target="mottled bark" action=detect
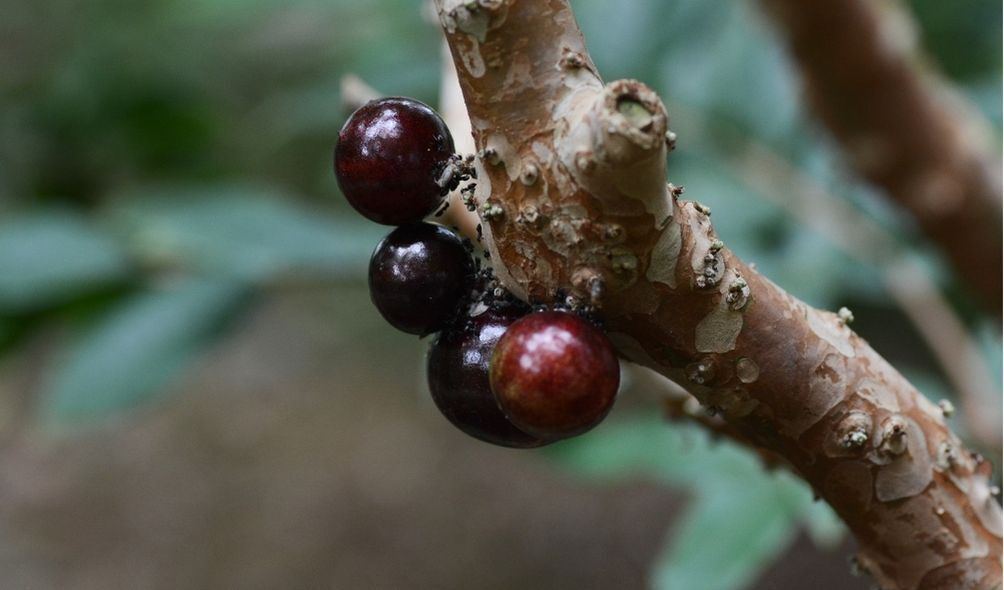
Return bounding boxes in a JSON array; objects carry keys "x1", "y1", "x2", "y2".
[
  {"x1": 433, "y1": 1, "x2": 1003, "y2": 588},
  {"x1": 760, "y1": 0, "x2": 1002, "y2": 311}
]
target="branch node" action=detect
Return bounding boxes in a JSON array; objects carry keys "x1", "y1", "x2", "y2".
[
  {"x1": 479, "y1": 147, "x2": 501, "y2": 166},
  {"x1": 571, "y1": 267, "x2": 607, "y2": 307},
  {"x1": 665, "y1": 130, "x2": 678, "y2": 151},
  {"x1": 826, "y1": 410, "x2": 873, "y2": 457},
  {"x1": 515, "y1": 204, "x2": 541, "y2": 227},
  {"x1": 601, "y1": 223, "x2": 625, "y2": 243},
  {"x1": 611, "y1": 250, "x2": 639, "y2": 274},
  {"x1": 726, "y1": 272, "x2": 751, "y2": 310},
  {"x1": 574, "y1": 151, "x2": 596, "y2": 174},
  {"x1": 879, "y1": 415, "x2": 909, "y2": 455},
  {"x1": 519, "y1": 162, "x2": 540, "y2": 186},
  {"x1": 695, "y1": 248, "x2": 725, "y2": 290},
  {"x1": 936, "y1": 440, "x2": 958, "y2": 470},
  {"x1": 559, "y1": 48, "x2": 586, "y2": 69},
  {"x1": 686, "y1": 356, "x2": 717, "y2": 386},
  {"x1": 594, "y1": 80, "x2": 668, "y2": 164}
]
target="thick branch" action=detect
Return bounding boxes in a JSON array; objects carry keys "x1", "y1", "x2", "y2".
[
  {"x1": 669, "y1": 104, "x2": 1001, "y2": 456},
  {"x1": 438, "y1": 40, "x2": 482, "y2": 240},
  {"x1": 760, "y1": 0, "x2": 1003, "y2": 310},
  {"x1": 434, "y1": 1, "x2": 1003, "y2": 589}
]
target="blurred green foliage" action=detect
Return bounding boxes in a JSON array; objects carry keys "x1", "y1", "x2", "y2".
[
  {"x1": 547, "y1": 415, "x2": 845, "y2": 590},
  {"x1": 0, "y1": 211, "x2": 130, "y2": 310},
  {"x1": 0, "y1": 0, "x2": 999, "y2": 588},
  {"x1": 40, "y1": 277, "x2": 247, "y2": 423}
]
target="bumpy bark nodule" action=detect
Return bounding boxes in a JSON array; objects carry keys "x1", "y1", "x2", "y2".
[{"x1": 434, "y1": 1, "x2": 1003, "y2": 588}]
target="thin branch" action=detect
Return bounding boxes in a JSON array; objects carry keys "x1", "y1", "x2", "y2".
[
  {"x1": 438, "y1": 39, "x2": 481, "y2": 240},
  {"x1": 760, "y1": 0, "x2": 1003, "y2": 311},
  {"x1": 339, "y1": 74, "x2": 380, "y2": 115},
  {"x1": 433, "y1": 1, "x2": 1003, "y2": 588}
]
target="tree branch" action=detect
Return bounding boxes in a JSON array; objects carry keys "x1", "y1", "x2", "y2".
[
  {"x1": 759, "y1": 0, "x2": 1003, "y2": 311},
  {"x1": 666, "y1": 101, "x2": 1001, "y2": 458},
  {"x1": 339, "y1": 74, "x2": 380, "y2": 115},
  {"x1": 433, "y1": 1, "x2": 1002, "y2": 588}
]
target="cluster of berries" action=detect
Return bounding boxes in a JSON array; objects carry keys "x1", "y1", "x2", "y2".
[{"x1": 334, "y1": 97, "x2": 620, "y2": 448}]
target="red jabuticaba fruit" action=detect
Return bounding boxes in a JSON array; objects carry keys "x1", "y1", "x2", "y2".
[
  {"x1": 368, "y1": 222, "x2": 473, "y2": 335},
  {"x1": 489, "y1": 310, "x2": 619, "y2": 437},
  {"x1": 427, "y1": 305, "x2": 546, "y2": 448},
  {"x1": 334, "y1": 97, "x2": 454, "y2": 225}
]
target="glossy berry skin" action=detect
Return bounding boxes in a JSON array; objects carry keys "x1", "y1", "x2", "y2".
[
  {"x1": 490, "y1": 311, "x2": 619, "y2": 438},
  {"x1": 427, "y1": 306, "x2": 546, "y2": 448},
  {"x1": 335, "y1": 97, "x2": 454, "y2": 225},
  {"x1": 368, "y1": 222, "x2": 473, "y2": 335}
]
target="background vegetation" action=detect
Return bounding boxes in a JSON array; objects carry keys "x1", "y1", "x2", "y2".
[{"x1": 0, "y1": 0, "x2": 999, "y2": 588}]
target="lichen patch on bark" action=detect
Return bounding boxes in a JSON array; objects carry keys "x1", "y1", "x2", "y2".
[
  {"x1": 646, "y1": 222, "x2": 681, "y2": 288},
  {"x1": 806, "y1": 306, "x2": 856, "y2": 357},
  {"x1": 694, "y1": 300, "x2": 743, "y2": 354}
]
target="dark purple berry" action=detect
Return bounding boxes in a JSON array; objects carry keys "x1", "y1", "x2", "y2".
[
  {"x1": 427, "y1": 305, "x2": 546, "y2": 449},
  {"x1": 335, "y1": 97, "x2": 455, "y2": 225},
  {"x1": 490, "y1": 311, "x2": 619, "y2": 438},
  {"x1": 368, "y1": 222, "x2": 473, "y2": 335}
]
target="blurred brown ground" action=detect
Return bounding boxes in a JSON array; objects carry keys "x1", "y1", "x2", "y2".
[{"x1": 0, "y1": 285, "x2": 866, "y2": 589}]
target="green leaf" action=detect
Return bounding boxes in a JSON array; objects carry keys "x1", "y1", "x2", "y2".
[
  {"x1": 39, "y1": 278, "x2": 246, "y2": 424},
  {"x1": 546, "y1": 415, "x2": 847, "y2": 590},
  {"x1": 653, "y1": 0, "x2": 800, "y2": 148},
  {"x1": 908, "y1": 0, "x2": 1002, "y2": 82},
  {"x1": 964, "y1": 77, "x2": 1003, "y2": 130},
  {"x1": 575, "y1": 0, "x2": 657, "y2": 76},
  {"x1": 546, "y1": 415, "x2": 768, "y2": 487},
  {"x1": 651, "y1": 482, "x2": 799, "y2": 590},
  {"x1": 0, "y1": 211, "x2": 130, "y2": 311},
  {"x1": 108, "y1": 184, "x2": 384, "y2": 282}
]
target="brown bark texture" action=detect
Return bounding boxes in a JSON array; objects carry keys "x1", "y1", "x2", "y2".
[
  {"x1": 433, "y1": 1, "x2": 1003, "y2": 589},
  {"x1": 761, "y1": 0, "x2": 1003, "y2": 310}
]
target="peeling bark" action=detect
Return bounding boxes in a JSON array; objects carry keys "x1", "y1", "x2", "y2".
[
  {"x1": 433, "y1": 1, "x2": 1002, "y2": 588},
  {"x1": 759, "y1": 0, "x2": 1003, "y2": 311}
]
